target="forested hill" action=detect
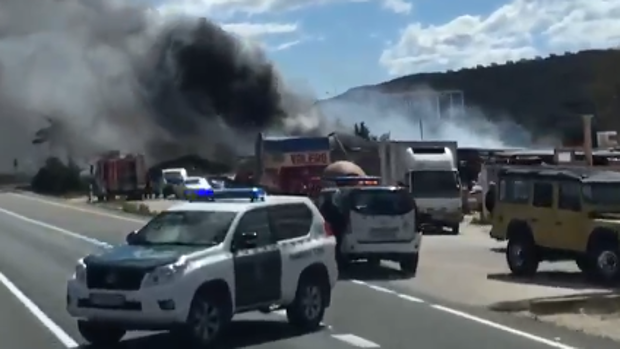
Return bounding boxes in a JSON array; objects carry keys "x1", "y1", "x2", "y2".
[{"x1": 325, "y1": 49, "x2": 620, "y2": 145}]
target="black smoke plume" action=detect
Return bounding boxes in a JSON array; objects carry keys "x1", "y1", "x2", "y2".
[{"x1": 0, "y1": 0, "x2": 322, "y2": 172}]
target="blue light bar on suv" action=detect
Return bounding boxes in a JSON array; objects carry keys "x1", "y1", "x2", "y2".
[{"x1": 189, "y1": 187, "x2": 266, "y2": 202}]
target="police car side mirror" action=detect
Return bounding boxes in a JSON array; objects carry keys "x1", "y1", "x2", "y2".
[
  {"x1": 125, "y1": 230, "x2": 138, "y2": 245},
  {"x1": 237, "y1": 232, "x2": 258, "y2": 249}
]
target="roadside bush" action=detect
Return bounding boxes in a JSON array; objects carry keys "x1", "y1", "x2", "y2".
[
  {"x1": 30, "y1": 157, "x2": 86, "y2": 195},
  {"x1": 121, "y1": 202, "x2": 155, "y2": 216}
]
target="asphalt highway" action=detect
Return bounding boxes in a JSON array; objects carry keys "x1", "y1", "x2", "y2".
[{"x1": 0, "y1": 192, "x2": 618, "y2": 349}]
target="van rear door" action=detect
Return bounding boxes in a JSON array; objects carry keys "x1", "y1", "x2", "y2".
[{"x1": 348, "y1": 189, "x2": 416, "y2": 243}]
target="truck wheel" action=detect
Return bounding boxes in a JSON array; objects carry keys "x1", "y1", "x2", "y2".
[
  {"x1": 588, "y1": 242, "x2": 620, "y2": 284},
  {"x1": 506, "y1": 235, "x2": 539, "y2": 276},
  {"x1": 399, "y1": 253, "x2": 419, "y2": 275},
  {"x1": 451, "y1": 224, "x2": 460, "y2": 235},
  {"x1": 77, "y1": 320, "x2": 126, "y2": 345},
  {"x1": 286, "y1": 274, "x2": 327, "y2": 331}
]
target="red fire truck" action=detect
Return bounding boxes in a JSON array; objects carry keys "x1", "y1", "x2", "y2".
[{"x1": 93, "y1": 152, "x2": 147, "y2": 201}]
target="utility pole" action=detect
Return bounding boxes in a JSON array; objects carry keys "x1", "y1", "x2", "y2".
[
  {"x1": 583, "y1": 114, "x2": 594, "y2": 166},
  {"x1": 419, "y1": 119, "x2": 424, "y2": 140}
]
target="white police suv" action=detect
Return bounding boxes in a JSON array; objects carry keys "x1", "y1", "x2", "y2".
[
  {"x1": 324, "y1": 182, "x2": 422, "y2": 274},
  {"x1": 66, "y1": 188, "x2": 338, "y2": 347}
]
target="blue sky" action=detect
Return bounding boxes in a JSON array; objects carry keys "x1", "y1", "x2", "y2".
[
  {"x1": 268, "y1": 0, "x2": 502, "y2": 94},
  {"x1": 151, "y1": 0, "x2": 619, "y2": 96}
]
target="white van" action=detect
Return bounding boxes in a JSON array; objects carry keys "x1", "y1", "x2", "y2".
[
  {"x1": 326, "y1": 186, "x2": 422, "y2": 275},
  {"x1": 162, "y1": 168, "x2": 188, "y2": 198},
  {"x1": 406, "y1": 148, "x2": 463, "y2": 234}
]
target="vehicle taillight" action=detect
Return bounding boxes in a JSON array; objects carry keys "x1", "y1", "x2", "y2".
[{"x1": 324, "y1": 222, "x2": 334, "y2": 236}]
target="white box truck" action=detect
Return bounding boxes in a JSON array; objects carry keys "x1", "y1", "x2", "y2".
[{"x1": 379, "y1": 141, "x2": 463, "y2": 234}]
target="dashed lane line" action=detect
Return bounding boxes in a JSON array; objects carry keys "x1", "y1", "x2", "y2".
[
  {"x1": 332, "y1": 334, "x2": 381, "y2": 348},
  {"x1": 349, "y1": 279, "x2": 577, "y2": 349}
]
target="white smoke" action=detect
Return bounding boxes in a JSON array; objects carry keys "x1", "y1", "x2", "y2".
[{"x1": 319, "y1": 86, "x2": 537, "y2": 148}]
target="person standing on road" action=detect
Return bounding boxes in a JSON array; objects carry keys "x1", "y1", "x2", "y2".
[
  {"x1": 485, "y1": 181, "x2": 496, "y2": 214},
  {"x1": 87, "y1": 164, "x2": 94, "y2": 203},
  {"x1": 319, "y1": 194, "x2": 346, "y2": 265}
]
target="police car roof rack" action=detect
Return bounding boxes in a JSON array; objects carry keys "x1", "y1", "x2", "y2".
[{"x1": 189, "y1": 187, "x2": 266, "y2": 202}]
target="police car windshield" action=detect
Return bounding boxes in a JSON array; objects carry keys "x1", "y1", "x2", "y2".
[
  {"x1": 184, "y1": 179, "x2": 202, "y2": 185},
  {"x1": 131, "y1": 211, "x2": 236, "y2": 246},
  {"x1": 349, "y1": 189, "x2": 414, "y2": 216}
]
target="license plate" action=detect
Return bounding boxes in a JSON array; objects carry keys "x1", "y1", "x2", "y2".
[
  {"x1": 89, "y1": 293, "x2": 125, "y2": 306},
  {"x1": 370, "y1": 228, "x2": 398, "y2": 237}
]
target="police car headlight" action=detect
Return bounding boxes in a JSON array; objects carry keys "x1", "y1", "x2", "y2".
[
  {"x1": 143, "y1": 263, "x2": 186, "y2": 287},
  {"x1": 74, "y1": 260, "x2": 87, "y2": 284}
]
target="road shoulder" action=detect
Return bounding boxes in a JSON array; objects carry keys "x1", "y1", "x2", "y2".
[{"x1": 0, "y1": 273, "x2": 73, "y2": 348}]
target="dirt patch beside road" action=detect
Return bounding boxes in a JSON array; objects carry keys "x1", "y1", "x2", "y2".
[
  {"x1": 491, "y1": 292, "x2": 620, "y2": 342},
  {"x1": 118, "y1": 200, "x2": 181, "y2": 216},
  {"x1": 380, "y1": 221, "x2": 611, "y2": 306}
]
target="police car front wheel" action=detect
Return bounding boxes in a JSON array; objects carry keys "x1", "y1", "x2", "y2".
[
  {"x1": 77, "y1": 320, "x2": 126, "y2": 345},
  {"x1": 183, "y1": 292, "x2": 229, "y2": 347},
  {"x1": 286, "y1": 276, "x2": 327, "y2": 330}
]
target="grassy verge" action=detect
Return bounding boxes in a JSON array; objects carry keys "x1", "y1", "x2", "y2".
[{"x1": 121, "y1": 202, "x2": 159, "y2": 217}]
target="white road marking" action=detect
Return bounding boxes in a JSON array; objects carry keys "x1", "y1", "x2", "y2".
[
  {"x1": 352, "y1": 279, "x2": 578, "y2": 348},
  {"x1": 0, "y1": 271, "x2": 78, "y2": 348},
  {"x1": 351, "y1": 280, "x2": 395, "y2": 294},
  {"x1": 365, "y1": 284, "x2": 396, "y2": 294},
  {"x1": 332, "y1": 334, "x2": 380, "y2": 348},
  {"x1": 431, "y1": 304, "x2": 578, "y2": 349},
  {"x1": 0, "y1": 206, "x2": 111, "y2": 248},
  {"x1": 8, "y1": 193, "x2": 145, "y2": 223},
  {"x1": 351, "y1": 280, "x2": 423, "y2": 302},
  {"x1": 396, "y1": 294, "x2": 424, "y2": 303}
]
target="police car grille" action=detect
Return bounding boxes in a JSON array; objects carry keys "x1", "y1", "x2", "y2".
[{"x1": 87, "y1": 266, "x2": 146, "y2": 291}]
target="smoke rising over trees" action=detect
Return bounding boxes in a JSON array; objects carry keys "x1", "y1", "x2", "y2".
[{"x1": 0, "y1": 0, "x2": 323, "y2": 172}]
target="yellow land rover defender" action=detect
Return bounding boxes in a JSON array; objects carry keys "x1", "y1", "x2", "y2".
[{"x1": 489, "y1": 166, "x2": 620, "y2": 284}]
